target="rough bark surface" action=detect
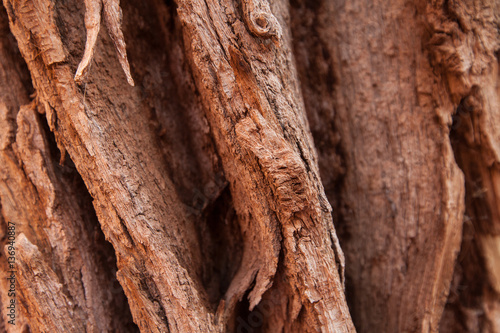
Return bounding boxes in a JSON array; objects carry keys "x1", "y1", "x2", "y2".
[
  {"x1": 290, "y1": 1, "x2": 469, "y2": 332},
  {"x1": 1, "y1": 0, "x2": 353, "y2": 331},
  {"x1": 174, "y1": 1, "x2": 354, "y2": 331},
  {"x1": 0, "y1": 5, "x2": 136, "y2": 332},
  {"x1": 430, "y1": 1, "x2": 500, "y2": 332},
  {"x1": 0, "y1": 0, "x2": 498, "y2": 332},
  {"x1": 2, "y1": 0, "x2": 220, "y2": 331},
  {"x1": 0, "y1": 8, "x2": 32, "y2": 331}
]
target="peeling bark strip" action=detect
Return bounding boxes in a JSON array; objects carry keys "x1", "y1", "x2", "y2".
[
  {"x1": 11, "y1": 102, "x2": 134, "y2": 332},
  {"x1": 75, "y1": 0, "x2": 134, "y2": 86},
  {"x1": 175, "y1": 0, "x2": 355, "y2": 331},
  {"x1": 0, "y1": 6, "x2": 135, "y2": 331}
]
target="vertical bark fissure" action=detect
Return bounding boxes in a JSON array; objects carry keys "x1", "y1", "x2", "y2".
[{"x1": 0, "y1": 5, "x2": 137, "y2": 330}]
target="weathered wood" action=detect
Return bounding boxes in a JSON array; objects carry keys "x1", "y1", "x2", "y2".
[
  {"x1": 174, "y1": 0, "x2": 354, "y2": 331},
  {"x1": 2, "y1": 0, "x2": 221, "y2": 331},
  {"x1": 1, "y1": 0, "x2": 356, "y2": 330},
  {"x1": 0, "y1": 6, "x2": 136, "y2": 331},
  {"x1": 290, "y1": 0, "x2": 468, "y2": 332},
  {"x1": 0, "y1": 9, "x2": 32, "y2": 330},
  {"x1": 2, "y1": 0, "x2": 497, "y2": 331},
  {"x1": 427, "y1": 1, "x2": 500, "y2": 331}
]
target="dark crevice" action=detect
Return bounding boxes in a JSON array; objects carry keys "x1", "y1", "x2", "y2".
[
  {"x1": 124, "y1": 0, "x2": 246, "y2": 321},
  {"x1": 442, "y1": 0, "x2": 469, "y2": 33},
  {"x1": 117, "y1": 213, "x2": 136, "y2": 248},
  {"x1": 140, "y1": 275, "x2": 171, "y2": 332},
  {"x1": 199, "y1": 187, "x2": 243, "y2": 307},
  {"x1": 233, "y1": 279, "x2": 264, "y2": 333},
  {"x1": 295, "y1": 142, "x2": 311, "y2": 172},
  {"x1": 0, "y1": 4, "x2": 34, "y2": 102},
  {"x1": 38, "y1": 111, "x2": 139, "y2": 332},
  {"x1": 442, "y1": 90, "x2": 495, "y2": 332},
  {"x1": 289, "y1": 0, "x2": 355, "y2": 327}
]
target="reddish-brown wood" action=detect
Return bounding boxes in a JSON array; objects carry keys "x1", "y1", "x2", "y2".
[{"x1": 0, "y1": 0, "x2": 498, "y2": 332}]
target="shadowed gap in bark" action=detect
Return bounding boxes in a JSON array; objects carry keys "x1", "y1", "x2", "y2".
[
  {"x1": 443, "y1": 88, "x2": 500, "y2": 332},
  {"x1": 119, "y1": 0, "x2": 245, "y2": 310}
]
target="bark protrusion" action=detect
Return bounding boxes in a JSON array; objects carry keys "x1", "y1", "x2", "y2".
[
  {"x1": 241, "y1": 0, "x2": 282, "y2": 44},
  {"x1": 235, "y1": 114, "x2": 310, "y2": 217}
]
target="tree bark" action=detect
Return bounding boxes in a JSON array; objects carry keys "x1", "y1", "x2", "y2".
[
  {"x1": 429, "y1": 1, "x2": 500, "y2": 332},
  {"x1": 290, "y1": 1, "x2": 467, "y2": 332},
  {"x1": 290, "y1": 0, "x2": 499, "y2": 331},
  {"x1": 0, "y1": 0, "x2": 499, "y2": 332},
  {"x1": 0, "y1": 4, "x2": 135, "y2": 332}
]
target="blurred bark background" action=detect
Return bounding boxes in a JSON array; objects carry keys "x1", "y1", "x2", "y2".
[{"x1": 0, "y1": 0, "x2": 498, "y2": 332}]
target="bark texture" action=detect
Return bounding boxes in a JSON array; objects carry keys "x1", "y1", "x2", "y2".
[
  {"x1": 0, "y1": 0, "x2": 499, "y2": 332},
  {"x1": 1, "y1": 0, "x2": 353, "y2": 331},
  {"x1": 289, "y1": 0, "x2": 499, "y2": 332},
  {"x1": 430, "y1": 1, "x2": 500, "y2": 332},
  {"x1": 290, "y1": 1, "x2": 466, "y2": 332},
  {"x1": 0, "y1": 4, "x2": 135, "y2": 332},
  {"x1": 174, "y1": 1, "x2": 354, "y2": 331}
]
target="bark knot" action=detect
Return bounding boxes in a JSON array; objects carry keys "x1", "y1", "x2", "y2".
[{"x1": 242, "y1": 0, "x2": 282, "y2": 43}]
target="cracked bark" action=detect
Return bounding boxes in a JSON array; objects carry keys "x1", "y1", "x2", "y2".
[
  {"x1": 0, "y1": 0, "x2": 498, "y2": 332},
  {"x1": 0, "y1": 5, "x2": 135, "y2": 332}
]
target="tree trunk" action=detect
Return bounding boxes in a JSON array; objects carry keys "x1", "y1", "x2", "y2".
[{"x1": 0, "y1": 0, "x2": 498, "y2": 332}]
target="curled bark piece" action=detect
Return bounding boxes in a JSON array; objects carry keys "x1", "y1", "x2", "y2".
[
  {"x1": 74, "y1": 0, "x2": 102, "y2": 84},
  {"x1": 102, "y1": 0, "x2": 134, "y2": 86},
  {"x1": 75, "y1": 0, "x2": 134, "y2": 86},
  {"x1": 241, "y1": 0, "x2": 282, "y2": 42}
]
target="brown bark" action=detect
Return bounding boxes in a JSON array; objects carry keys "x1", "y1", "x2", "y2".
[
  {"x1": 0, "y1": 0, "x2": 498, "y2": 332},
  {"x1": 1, "y1": 0, "x2": 353, "y2": 331},
  {"x1": 289, "y1": 0, "x2": 499, "y2": 332},
  {"x1": 290, "y1": 1, "x2": 465, "y2": 332},
  {"x1": 174, "y1": 1, "x2": 354, "y2": 331},
  {"x1": 430, "y1": 1, "x2": 500, "y2": 332},
  {"x1": 0, "y1": 5, "x2": 135, "y2": 332},
  {"x1": 2, "y1": 0, "x2": 217, "y2": 331}
]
